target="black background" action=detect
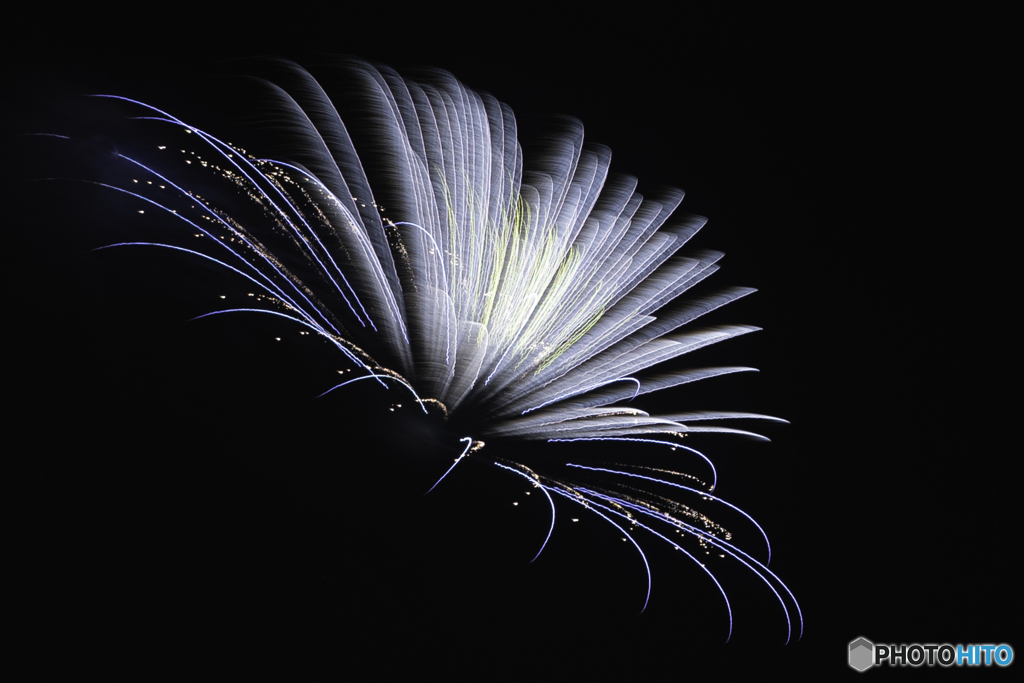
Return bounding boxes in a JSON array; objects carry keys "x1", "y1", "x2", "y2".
[{"x1": 7, "y1": 7, "x2": 1018, "y2": 677}]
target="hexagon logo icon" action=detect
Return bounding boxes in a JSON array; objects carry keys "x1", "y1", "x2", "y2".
[{"x1": 849, "y1": 637, "x2": 874, "y2": 671}]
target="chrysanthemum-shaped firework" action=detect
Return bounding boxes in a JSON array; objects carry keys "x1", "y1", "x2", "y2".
[{"x1": 73, "y1": 59, "x2": 800, "y2": 642}]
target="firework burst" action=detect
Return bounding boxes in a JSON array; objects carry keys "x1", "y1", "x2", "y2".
[{"x1": 46, "y1": 58, "x2": 800, "y2": 642}]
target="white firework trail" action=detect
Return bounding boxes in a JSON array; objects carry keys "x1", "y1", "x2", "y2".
[{"x1": 47, "y1": 58, "x2": 800, "y2": 642}]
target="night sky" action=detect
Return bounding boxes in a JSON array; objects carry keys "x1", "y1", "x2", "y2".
[{"x1": 7, "y1": 8, "x2": 1017, "y2": 677}]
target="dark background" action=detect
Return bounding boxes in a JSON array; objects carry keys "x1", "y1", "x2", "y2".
[{"x1": 7, "y1": 7, "x2": 1017, "y2": 677}]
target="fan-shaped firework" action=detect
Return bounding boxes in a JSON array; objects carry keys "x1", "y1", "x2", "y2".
[{"x1": 53, "y1": 59, "x2": 800, "y2": 642}]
